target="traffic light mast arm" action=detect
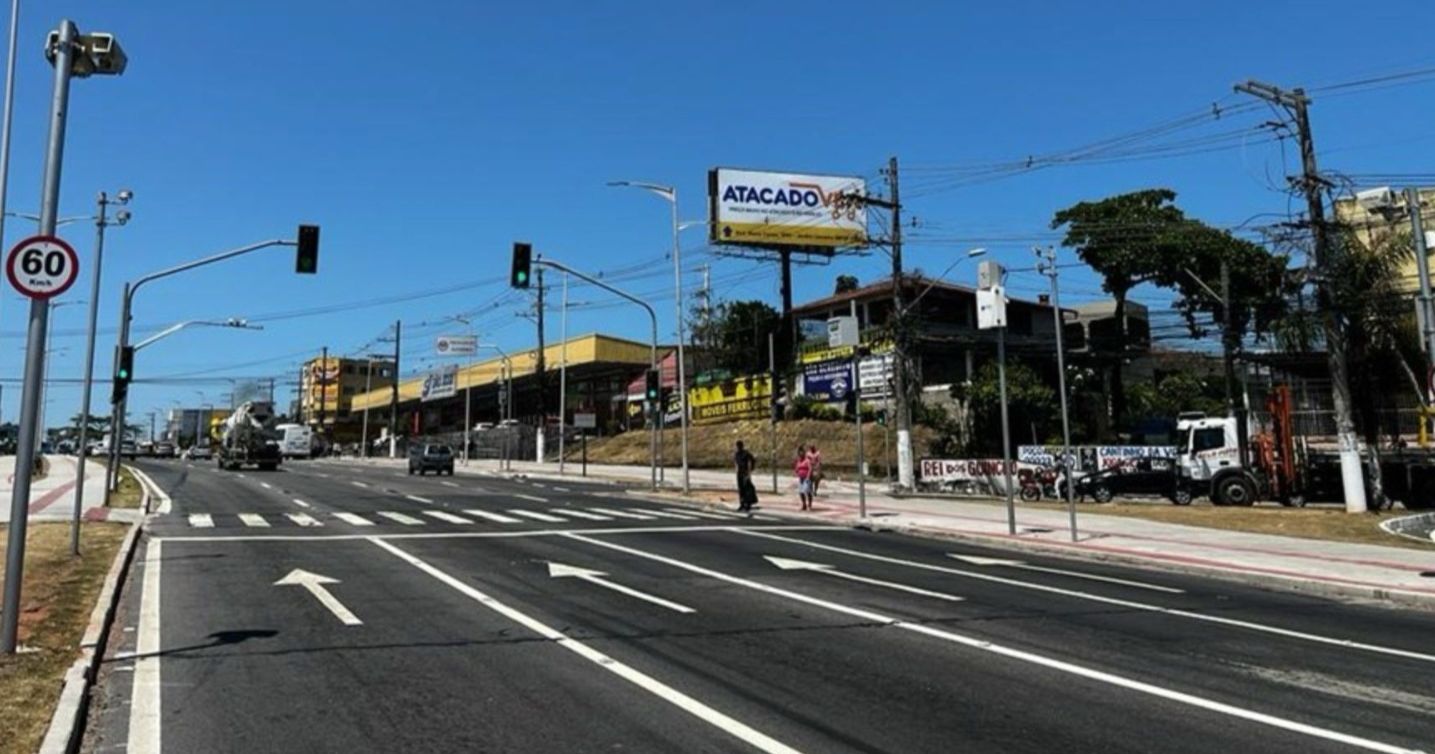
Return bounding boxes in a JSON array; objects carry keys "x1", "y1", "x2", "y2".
[
  {"x1": 125, "y1": 238, "x2": 295, "y2": 308},
  {"x1": 533, "y1": 257, "x2": 658, "y2": 369}
]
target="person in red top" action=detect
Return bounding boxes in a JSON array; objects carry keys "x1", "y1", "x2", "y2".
[{"x1": 794, "y1": 445, "x2": 813, "y2": 510}]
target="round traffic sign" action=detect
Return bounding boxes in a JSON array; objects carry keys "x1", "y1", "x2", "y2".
[{"x1": 6, "y1": 235, "x2": 79, "y2": 300}]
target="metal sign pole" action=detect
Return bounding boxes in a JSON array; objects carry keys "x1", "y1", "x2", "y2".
[{"x1": 3, "y1": 19, "x2": 76, "y2": 654}]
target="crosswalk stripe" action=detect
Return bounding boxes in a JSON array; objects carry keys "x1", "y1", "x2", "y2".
[
  {"x1": 548, "y1": 508, "x2": 612, "y2": 521},
  {"x1": 464, "y1": 509, "x2": 522, "y2": 524},
  {"x1": 292, "y1": 498, "x2": 311, "y2": 508},
  {"x1": 587, "y1": 507, "x2": 657, "y2": 520},
  {"x1": 378, "y1": 511, "x2": 424, "y2": 525},
  {"x1": 423, "y1": 510, "x2": 473, "y2": 524},
  {"x1": 666, "y1": 508, "x2": 742, "y2": 520},
  {"x1": 635, "y1": 509, "x2": 700, "y2": 520},
  {"x1": 507, "y1": 509, "x2": 565, "y2": 522},
  {"x1": 188, "y1": 514, "x2": 213, "y2": 528},
  {"x1": 406, "y1": 495, "x2": 434, "y2": 504},
  {"x1": 514, "y1": 493, "x2": 549, "y2": 503},
  {"x1": 334, "y1": 513, "x2": 375, "y2": 527},
  {"x1": 238, "y1": 513, "x2": 270, "y2": 528},
  {"x1": 286, "y1": 513, "x2": 323, "y2": 527}
]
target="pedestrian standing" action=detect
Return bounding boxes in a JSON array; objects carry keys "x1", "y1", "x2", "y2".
[
  {"x1": 734, "y1": 440, "x2": 758, "y2": 513},
  {"x1": 794, "y1": 445, "x2": 813, "y2": 511},
  {"x1": 807, "y1": 445, "x2": 824, "y2": 497}
]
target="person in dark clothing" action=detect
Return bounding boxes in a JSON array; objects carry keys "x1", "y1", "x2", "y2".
[{"x1": 734, "y1": 441, "x2": 758, "y2": 513}]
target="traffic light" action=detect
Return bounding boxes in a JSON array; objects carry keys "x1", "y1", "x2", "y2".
[
  {"x1": 111, "y1": 345, "x2": 134, "y2": 404},
  {"x1": 511, "y1": 242, "x2": 532, "y2": 288},
  {"x1": 296, "y1": 224, "x2": 320, "y2": 274},
  {"x1": 645, "y1": 369, "x2": 660, "y2": 402}
]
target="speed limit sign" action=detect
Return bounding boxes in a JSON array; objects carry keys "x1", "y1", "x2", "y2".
[{"x1": 6, "y1": 235, "x2": 79, "y2": 300}]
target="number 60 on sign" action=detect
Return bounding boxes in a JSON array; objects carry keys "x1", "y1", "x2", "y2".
[{"x1": 6, "y1": 235, "x2": 79, "y2": 300}]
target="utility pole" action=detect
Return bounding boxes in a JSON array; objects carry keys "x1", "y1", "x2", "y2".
[
  {"x1": 1237, "y1": 79, "x2": 1366, "y2": 513},
  {"x1": 389, "y1": 320, "x2": 400, "y2": 458},
  {"x1": 1405, "y1": 188, "x2": 1435, "y2": 365},
  {"x1": 318, "y1": 346, "x2": 328, "y2": 441},
  {"x1": 1036, "y1": 247, "x2": 1078, "y2": 542},
  {"x1": 535, "y1": 265, "x2": 546, "y2": 463},
  {"x1": 769, "y1": 331, "x2": 778, "y2": 494},
  {"x1": 559, "y1": 272, "x2": 568, "y2": 474},
  {"x1": 886, "y1": 156, "x2": 915, "y2": 491}
]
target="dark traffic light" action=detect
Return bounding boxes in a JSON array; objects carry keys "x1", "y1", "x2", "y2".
[
  {"x1": 111, "y1": 345, "x2": 134, "y2": 404},
  {"x1": 645, "y1": 369, "x2": 660, "y2": 402},
  {"x1": 296, "y1": 224, "x2": 320, "y2": 274},
  {"x1": 511, "y1": 242, "x2": 532, "y2": 288}
]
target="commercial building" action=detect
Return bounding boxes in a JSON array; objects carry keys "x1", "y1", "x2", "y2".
[
  {"x1": 300, "y1": 356, "x2": 396, "y2": 441},
  {"x1": 1333, "y1": 187, "x2": 1435, "y2": 295}
]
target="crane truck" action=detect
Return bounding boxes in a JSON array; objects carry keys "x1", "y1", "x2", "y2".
[{"x1": 216, "y1": 401, "x2": 283, "y2": 471}]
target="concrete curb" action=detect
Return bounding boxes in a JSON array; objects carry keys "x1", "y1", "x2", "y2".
[
  {"x1": 37, "y1": 520, "x2": 143, "y2": 754},
  {"x1": 645, "y1": 491, "x2": 1435, "y2": 613}
]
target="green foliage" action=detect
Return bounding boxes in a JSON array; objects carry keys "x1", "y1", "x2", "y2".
[
  {"x1": 688, "y1": 299, "x2": 781, "y2": 376},
  {"x1": 1124, "y1": 371, "x2": 1225, "y2": 423},
  {"x1": 834, "y1": 274, "x2": 860, "y2": 294},
  {"x1": 789, "y1": 394, "x2": 843, "y2": 421},
  {"x1": 949, "y1": 360, "x2": 1057, "y2": 455}
]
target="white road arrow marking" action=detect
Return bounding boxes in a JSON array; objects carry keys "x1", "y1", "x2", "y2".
[
  {"x1": 947, "y1": 555, "x2": 1185, "y2": 594},
  {"x1": 765, "y1": 556, "x2": 965, "y2": 602},
  {"x1": 273, "y1": 569, "x2": 362, "y2": 626},
  {"x1": 547, "y1": 562, "x2": 695, "y2": 613}
]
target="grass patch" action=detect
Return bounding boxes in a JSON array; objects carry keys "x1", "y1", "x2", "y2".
[
  {"x1": 0, "y1": 522, "x2": 128, "y2": 754},
  {"x1": 108, "y1": 466, "x2": 144, "y2": 509}
]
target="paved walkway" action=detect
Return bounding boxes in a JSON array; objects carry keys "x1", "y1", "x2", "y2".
[
  {"x1": 319, "y1": 455, "x2": 1435, "y2": 607},
  {"x1": 0, "y1": 455, "x2": 111, "y2": 524}
]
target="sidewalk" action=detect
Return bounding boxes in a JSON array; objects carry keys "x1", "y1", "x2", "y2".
[
  {"x1": 319, "y1": 456, "x2": 1435, "y2": 608},
  {"x1": 0, "y1": 456, "x2": 111, "y2": 524}
]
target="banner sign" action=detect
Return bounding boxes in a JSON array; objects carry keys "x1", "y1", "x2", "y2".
[
  {"x1": 802, "y1": 359, "x2": 854, "y2": 402},
  {"x1": 709, "y1": 168, "x2": 867, "y2": 248},
  {"x1": 857, "y1": 353, "x2": 894, "y2": 396},
  {"x1": 421, "y1": 364, "x2": 459, "y2": 402},
  {"x1": 1018, "y1": 445, "x2": 1176, "y2": 472},
  {"x1": 436, "y1": 335, "x2": 477, "y2": 356},
  {"x1": 917, "y1": 458, "x2": 1031, "y2": 496},
  {"x1": 690, "y1": 374, "x2": 772, "y2": 425}
]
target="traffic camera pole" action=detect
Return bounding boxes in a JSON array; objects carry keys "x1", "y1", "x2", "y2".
[
  {"x1": 1037, "y1": 246, "x2": 1078, "y2": 542},
  {"x1": 71, "y1": 191, "x2": 113, "y2": 554},
  {"x1": 3, "y1": 19, "x2": 77, "y2": 654}
]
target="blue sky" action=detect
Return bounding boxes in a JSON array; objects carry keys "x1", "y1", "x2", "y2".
[{"x1": 2, "y1": 0, "x2": 1434, "y2": 427}]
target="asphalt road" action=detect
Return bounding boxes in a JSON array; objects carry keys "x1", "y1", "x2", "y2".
[{"x1": 81, "y1": 458, "x2": 1435, "y2": 753}]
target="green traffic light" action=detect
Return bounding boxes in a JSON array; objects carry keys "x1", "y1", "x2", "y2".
[{"x1": 516, "y1": 271, "x2": 528, "y2": 284}]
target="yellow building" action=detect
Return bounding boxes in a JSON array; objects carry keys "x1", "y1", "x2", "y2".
[
  {"x1": 1332, "y1": 187, "x2": 1435, "y2": 294},
  {"x1": 301, "y1": 356, "x2": 396, "y2": 436}
]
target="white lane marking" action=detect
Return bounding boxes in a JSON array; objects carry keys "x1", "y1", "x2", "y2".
[
  {"x1": 588, "y1": 507, "x2": 657, "y2": 520},
  {"x1": 765, "y1": 556, "x2": 964, "y2": 602},
  {"x1": 948, "y1": 555, "x2": 1185, "y2": 594},
  {"x1": 334, "y1": 512, "x2": 375, "y2": 527},
  {"x1": 441, "y1": 481, "x2": 460, "y2": 488},
  {"x1": 378, "y1": 511, "x2": 424, "y2": 526},
  {"x1": 464, "y1": 509, "x2": 523, "y2": 524},
  {"x1": 507, "y1": 509, "x2": 566, "y2": 522},
  {"x1": 154, "y1": 524, "x2": 833, "y2": 544},
  {"x1": 188, "y1": 514, "x2": 213, "y2": 528},
  {"x1": 738, "y1": 530, "x2": 1435, "y2": 667},
  {"x1": 314, "y1": 472, "x2": 330, "y2": 478},
  {"x1": 286, "y1": 513, "x2": 323, "y2": 527},
  {"x1": 405, "y1": 494, "x2": 434, "y2": 504},
  {"x1": 569, "y1": 533, "x2": 1420, "y2": 754},
  {"x1": 274, "y1": 569, "x2": 362, "y2": 626},
  {"x1": 128, "y1": 540, "x2": 162, "y2": 754},
  {"x1": 291, "y1": 498, "x2": 311, "y2": 508},
  {"x1": 547, "y1": 562, "x2": 695, "y2": 613},
  {"x1": 351, "y1": 481, "x2": 369, "y2": 489},
  {"x1": 553, "y1": 487, "x2": 571, "y2": 493},
  {"x1": 236, "y1": 473, "x2": 247, "y2": 478},
  {"x1": 670, "y1": 509, "x2": 745, "y2": 520},
  {"x1": 238, "y1": 514, "x2": 270, "y2": 528},
  {"x1": 259, "y1": 482, "x2": 273, "y2": 490},
  {"x1": 548, "y1": 509, "x2": 613, "y2": 521},
  {"x1": 515, "y1": 493, "x2": 549, "y2": 503},
  {"x1": 370, "y1": 538, "x2": 796, "y2": 754},
  {"x1": 423, "y1": 510, "x2": 473, "y2": 524},
  {"x1": 634, "y1": 509, "x2": 699, "y2": 520},
  {"x1": 530, "y1": 482, "x2": 547, "y2": 489},
  {"x1": 129, "y1": 466, "x2": 171, "y2": 515}
]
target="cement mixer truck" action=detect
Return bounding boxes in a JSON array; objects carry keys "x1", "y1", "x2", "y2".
[{"x1": 216, "y1": 401, "x2": 283, "y2": 471}]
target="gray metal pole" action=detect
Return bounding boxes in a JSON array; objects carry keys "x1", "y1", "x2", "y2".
[
  {"x1": 769, "y1": 331, "x2": 778, "y2": 495},
  {"x1": 360, "y1": 357, "x2": 373, "y2": 458},
  {"x1": 104, "y1": 284, "x2": 131, "y2": 499},
  {"x1": 998, "y1": 324, "x2": 1015, "y2": 536},
  {"x1": 1047, "y1": 257, "x2": 1078, "y2": 542},
  {"x1": 0, "y1": 0, "x2": 20, "y2": 294},
  {"x1": 3, "y1": 18, "x2": 75, "y2": 654},
  {"x1": 851, "y1": 300, "x2": 866, "y2": 518},
  {"x1": 672, "y1": 193, "x2": 690, "y2": 494},
  {"x1": 71, "y1": 191, "x2": 108, "y2": 555},
  {"x1": 559, "y1": 272, "x2": 568, "y2": 474},
  {"x1": 1406, "y1": 188, "x2": 1435, "y2": 366}
]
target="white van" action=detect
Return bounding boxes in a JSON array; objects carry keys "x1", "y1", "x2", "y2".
[{"x1": 275, "y1": 423, "x2": 314, "y2": 459}]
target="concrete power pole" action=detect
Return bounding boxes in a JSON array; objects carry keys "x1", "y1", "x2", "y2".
[
  {"x1": 535, "y1": 265, "x2": 546, "y2": 463},
  {"x1": 389, "y1": 320, "x2": 400, "y2": 458},
  {"x1": 1237, "y1": 80, "x2": 1366, "y2": 513},
  {"x1": 886, "y1": 156, "x2": 916, "y2": 490}
]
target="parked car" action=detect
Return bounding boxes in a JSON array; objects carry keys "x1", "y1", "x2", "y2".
[
  {"x1": 1072, "y1": 458, "x2": 1186, "y2": 504},
  {"x1": 408, "y1": 443, "x2": 455, "y2": 476}
]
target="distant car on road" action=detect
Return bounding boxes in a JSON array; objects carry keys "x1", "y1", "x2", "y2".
[
  {"x1": 1073, "y1": 458, "x2": 1186, "y2": 504},
  {"x1": 121, "y1": 441, "x2": 138, "y2": 460},
  {"x1": 408, "y1": 443, "x2": 454, "y2": 476},
  {"x1": 183, "y1": 445, "x2": 213, "y2": 461},
  {"x1": 155, "y1": 442, "x2": 176, "y2": 458}
]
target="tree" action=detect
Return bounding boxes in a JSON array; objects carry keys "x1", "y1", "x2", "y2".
[
  {"x1": 834, "y1": 274, "x2": 859, "y2": 294},
  {"x1": 688, "y1": 299, "x2": 781, "y2": 377},
  {"x1": 950, "y1": 360, "x2": 1056, "y2": 456}
]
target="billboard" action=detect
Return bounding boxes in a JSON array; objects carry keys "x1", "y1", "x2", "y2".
[
  {"x1": 689, "y1": 374, "x2": 772, "y2": 425},
  {"x1": 709, "y1": 168, "x2": 866, "y2": 248},
  {"x1": 421, "y1": 365, "x2": 459, "y2": 402},
  {"x1": 802, "y1": 359, "x2": 854, "y2": 402},
  {"x1": 436, "y1": 335, "x2": 477, "y2": 356}
]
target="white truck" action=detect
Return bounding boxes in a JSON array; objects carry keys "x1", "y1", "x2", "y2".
[{"x1": 275, "y1": 423, "x2": 313, "y2": 459}]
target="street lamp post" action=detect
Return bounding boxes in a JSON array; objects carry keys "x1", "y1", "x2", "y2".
[
  {"x1": 71, "y1": 188, "x2": 130, "y2": 554},
  {"x1": 609, "y1": 180, "x2": 690, "y2": 493}
]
